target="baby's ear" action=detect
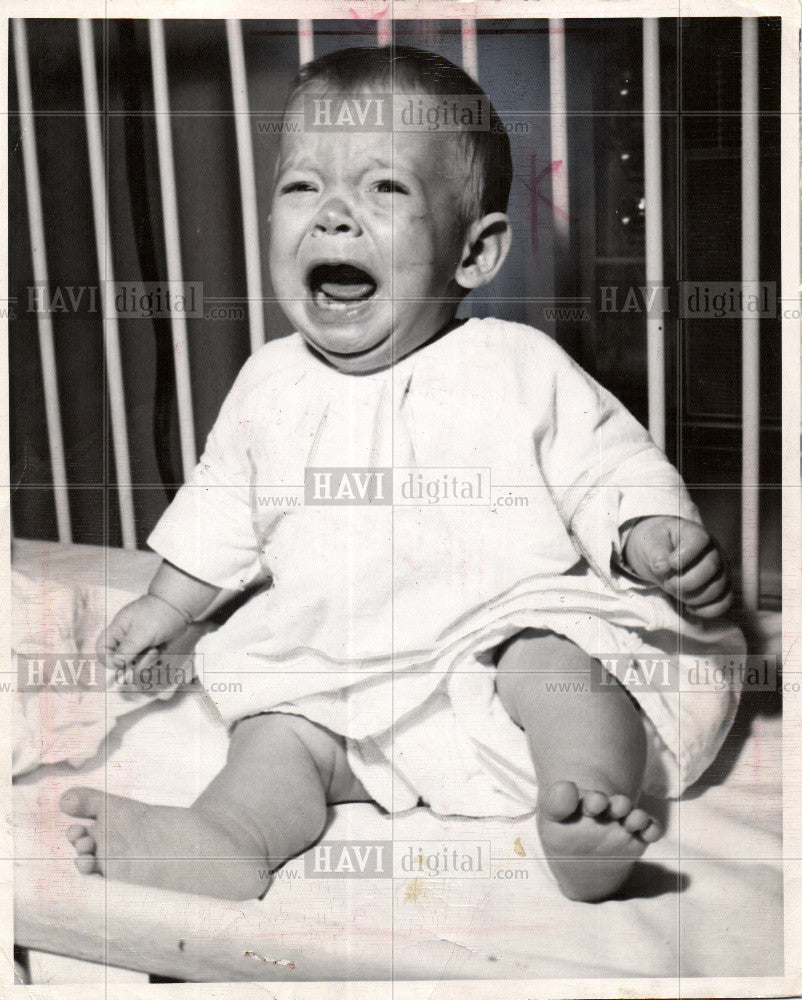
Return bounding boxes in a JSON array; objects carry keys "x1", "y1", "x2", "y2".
[{"x1": 454, "y1": 213, "x2": 512, "y2": 290}]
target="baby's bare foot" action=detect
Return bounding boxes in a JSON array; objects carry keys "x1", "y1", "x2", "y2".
[
  {"x1": 60, "y1": 787, "x2": 273, "y2": 900},
  {"x1": 537, "y1": 780, "x2": 662, "y2": 902}
]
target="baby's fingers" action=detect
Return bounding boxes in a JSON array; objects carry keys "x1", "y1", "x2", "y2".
[
  {"x1": 662, "y1": 548, "x2": 733, "y2": 619},
  {"x1": 667, "y1": 522, "x2": 710, "y2": 572},
  {"x1": 686, "y1": 590, "x2": 733, "y2": 619},
  {"x1": 96, "y1": 620, "x2": 128, "y2": 664},
  {"x1": 680, "y1": 570, "x2": 730, "y2": 609},
  {"x1": 118, "y1": 647, "x2": 161, "y2": 700},
  {"x1": 668, "y1": 547, "x2": 723, "y2": 598},
  {"x1": 96, "y1": 601, "x2": 145, "y2": 663}
]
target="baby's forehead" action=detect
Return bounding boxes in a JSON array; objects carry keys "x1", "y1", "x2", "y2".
[
  {"x1": 280, "y1": 87, "x2": 470, "y2": 162},
  {"x1": 282, "y1": 81, "x2": 387, "y2": 126},
  {"x1": 283, "y1": 82, "x2": 475, "y2": 141}
]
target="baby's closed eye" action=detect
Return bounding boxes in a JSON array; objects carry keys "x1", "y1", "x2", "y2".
[
  {"x1": 280, "y1": 180, "x2": 318, "y2": 194},
  {"x1": 370, "y1": 178, "x2": 410, "y2": 194}
]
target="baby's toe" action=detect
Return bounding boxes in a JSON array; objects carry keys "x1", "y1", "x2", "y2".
[
  {"x1": 623, "y1": 808, "x2": 652, "y2": 835},
  {"x1": 581, "y1": 791, "x2": 609, "y2": 817},
  {"x1": 66, "y1": 824, "x2": 88, "y2": 846},
  {"x1": 73, "y1": 835, "x2": 96, "y2": 856},
  {"x1": 60, "y1": 786, "x2": 103, "y2": 821},
  {"x1": 607, "y1": 794, "x2": 632, "y2": 820},
  {"x1": 641, "y1": 819, "x2": 663, "y2": 843},
  {"x1": 539, "y1": 781, "x2": 581, "y2": 821},
  {"x1": 74, "y1": 855, "x2": 99, "y2": 875}
]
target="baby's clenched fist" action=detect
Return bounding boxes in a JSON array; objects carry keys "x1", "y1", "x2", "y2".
[{"x1": 622, "y1": 516, "x2": 732, "y2": 619}]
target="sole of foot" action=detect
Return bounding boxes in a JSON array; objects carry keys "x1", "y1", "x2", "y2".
[{"x1": 537, "y1": 780, "x2": 662, "y2": 902}]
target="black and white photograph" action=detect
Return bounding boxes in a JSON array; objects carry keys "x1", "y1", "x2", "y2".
[{"x1": 5, "y1": 2, "x2": 800, "y2": 994}]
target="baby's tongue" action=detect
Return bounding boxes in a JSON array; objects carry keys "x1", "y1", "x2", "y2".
[
  {"x1": 320, "y1": 279, "x2": 374, "y2": 301},
  {"x1": 315, "y1": 264, "x2": 375, "y2": 301}
]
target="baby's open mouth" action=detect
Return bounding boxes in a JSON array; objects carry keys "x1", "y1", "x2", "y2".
[{"x1": 308, "y1": 263, "x2": 378, "y2": 307}]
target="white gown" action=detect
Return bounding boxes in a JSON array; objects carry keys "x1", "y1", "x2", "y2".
[{"x1": 148, "y1": 318, "x2": 744, "y2": 817}]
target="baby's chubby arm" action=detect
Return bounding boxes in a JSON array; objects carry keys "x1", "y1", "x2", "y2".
[
  {"x1": 622, "y1": 516, "x2": 732, "y2": 619},
  {"x1": 98, "y1": 560, "x2": 221, "y2": 667}
]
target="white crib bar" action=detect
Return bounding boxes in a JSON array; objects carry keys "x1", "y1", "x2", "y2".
[
  {"x1": 13, "y1": 20, "x2": 72, "y2": 544},
  {"x1": 377, "y1": 19, "x2": 391, "y2": 47},
  {"x1": 149, "y1": 20, "x2": 198, "y2": 482},
  {"x1": 549, "y1": 18, "x2": 569, "y2": 245},
  {"x1": 461, "y1": 19, "x2": 479, "y2": 80},
  {"x1": 741, "y1": 18, "x2": 760, "y2": 610},
  {"x1": 77, "y1": 19, "x2": 137, "y2": 549},
  {"x1": 226, "y1": 20, "x2": 266, "y2": 355},
  {"x1": 298, "y1": 20, "x2": 314, "y2": 67},
  {"x1": 642, "y1": 19, "x2": 666, "y2": 452}
]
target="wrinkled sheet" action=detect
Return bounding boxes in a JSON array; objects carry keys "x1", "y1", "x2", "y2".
[{"x1": 13, "y1": 540, "x2": 783, "y2": 979}]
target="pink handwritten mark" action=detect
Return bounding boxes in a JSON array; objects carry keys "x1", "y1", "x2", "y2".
[
  {"x1": 529, "y1": 153, "x2": 569, "y2": 253},
  {"x1": 349, "y1": 4, "x2": 390, "y2": 19}
]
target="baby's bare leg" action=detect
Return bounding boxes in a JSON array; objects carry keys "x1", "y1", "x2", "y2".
[
  {"x1": 495, "y1": 630, "x2": 662, "y2": 902},
  {"x1": 60, "y1": 713, "x2": 370, "y2": 900}
]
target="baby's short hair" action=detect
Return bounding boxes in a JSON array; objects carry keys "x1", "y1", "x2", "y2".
[{"x1": 286, "y1": 44, "x2": 513, "y2": 227}]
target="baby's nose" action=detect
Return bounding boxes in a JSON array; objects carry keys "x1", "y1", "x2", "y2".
[{"x1": 311, "y1": 196, "x2": 362, "y2": 236}]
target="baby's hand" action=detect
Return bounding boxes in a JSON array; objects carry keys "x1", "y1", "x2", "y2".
[
  {"x1": 97, "y1": 594, "x2": 190, "y2": 669},
  {"x1": 622, "y1": 516, "x2": 732, "y2": 618}
]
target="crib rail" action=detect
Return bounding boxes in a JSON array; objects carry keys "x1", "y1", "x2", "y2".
[
  {"x1": 642, "y1": 19, "x2": 666, "y2": 454},
  {"x1": 12, "y1": 21, "x2": 72, "y2": 544},
  {"x1": 740, "y1": 18, "x2": 761, "y2": 612},
  {"x1": 12, "y1": 15, "x2": 765, "y2": 606},
  {"x1": 226, "y1": 19, "x2": 267, "y2": 354},
  {"x1": 148, "y1": 19, "x2": 197, "y2": 483},
  {"x1": 77, "y1": 19, "x2": 138, "y2": 550}
]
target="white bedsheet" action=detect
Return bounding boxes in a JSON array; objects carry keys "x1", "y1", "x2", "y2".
[{"x1": 12, "y1": 540, "x2": 784, "y2": 981}]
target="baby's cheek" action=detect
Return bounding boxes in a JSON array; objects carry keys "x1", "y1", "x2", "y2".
[{"x1": 390, "y1": 234, "x2": 452, "y2": 272}]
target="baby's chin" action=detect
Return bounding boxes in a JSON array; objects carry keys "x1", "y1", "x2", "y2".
[
  {"x1": 294, "y1": 305, "x2": 459, "y2": 373},
  {"x1": 299, "y1": 329, "x2": 396, "y2": 373}
]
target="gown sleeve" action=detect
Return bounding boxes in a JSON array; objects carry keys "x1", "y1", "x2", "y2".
[
  {"x1": 147, "y1": 350, "x2": 271, "y2": 591},
  {"x1": 531, "y1": 340, "x2": 701, "y2": 586}
]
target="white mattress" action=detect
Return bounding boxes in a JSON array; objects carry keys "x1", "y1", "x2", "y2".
[{"x1": 12, "y1": 539, "x2": 784, "y2": 983}]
